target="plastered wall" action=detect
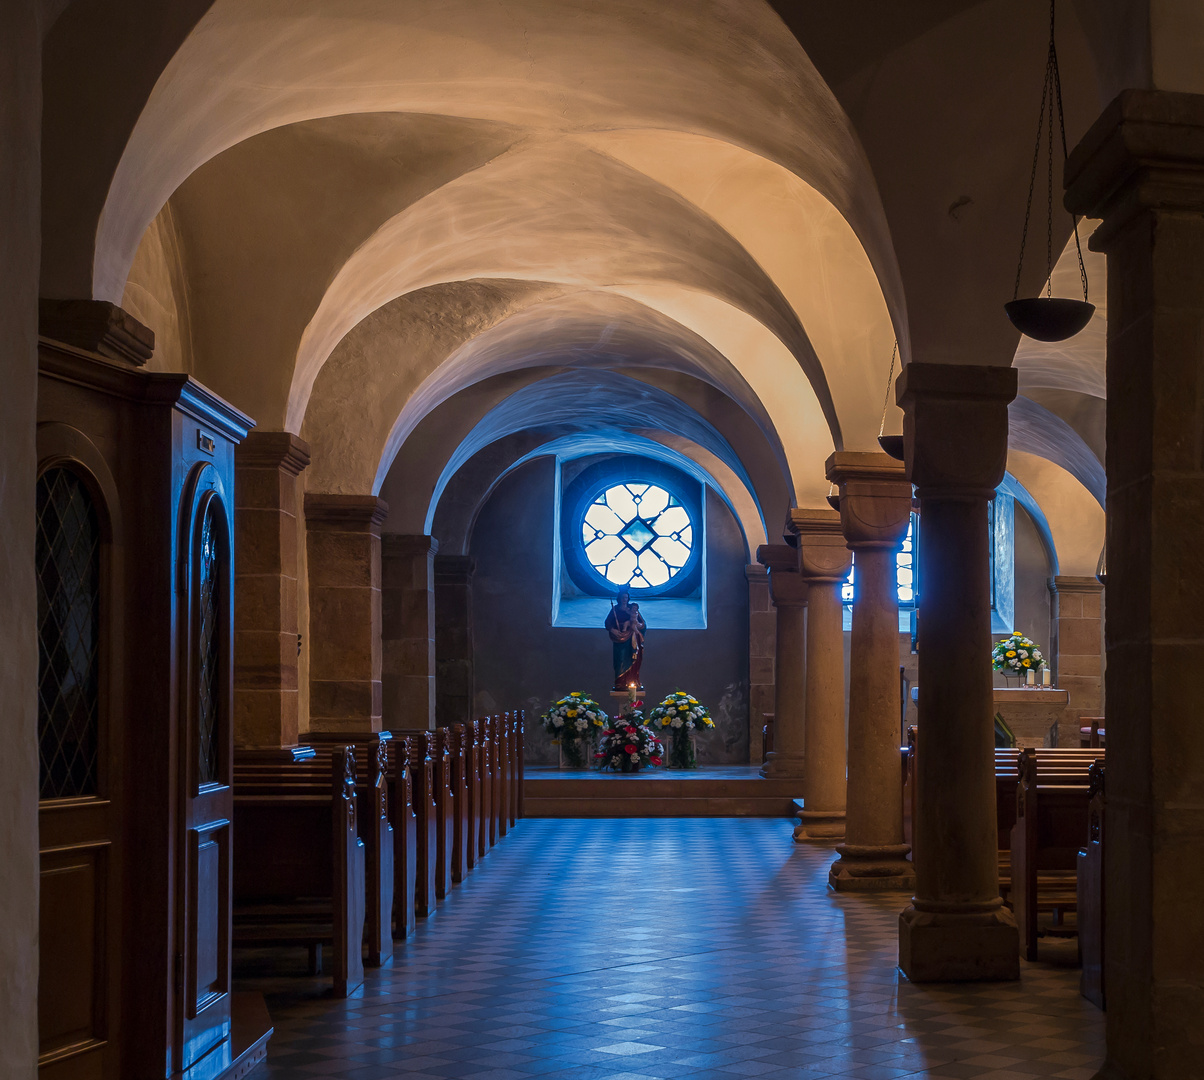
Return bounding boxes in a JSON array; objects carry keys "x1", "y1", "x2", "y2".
[{"x1": 470, "y1": 457, "x2": 750, "y2": 764}]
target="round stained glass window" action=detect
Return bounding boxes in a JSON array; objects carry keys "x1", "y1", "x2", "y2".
[{"x1": 580, "y1": 482, "x2": 694, "y2": 589}]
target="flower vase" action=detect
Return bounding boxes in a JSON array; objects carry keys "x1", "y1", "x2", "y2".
[
  {"x1": 667, "y1": 730, "x2": 697, "y2": 770},
  {"x1": 558, "y1": 736, "x2": 591, "y2": 770}
]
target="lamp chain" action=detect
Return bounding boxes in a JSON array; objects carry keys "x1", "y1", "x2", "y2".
[{"x1": 878, "y1": 340, "x2": 898, "y2": 438}]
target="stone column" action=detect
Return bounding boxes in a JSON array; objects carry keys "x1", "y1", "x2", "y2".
[
  {"x1": 305, "y1": 494, "x2": 388, "y2": 734},
  {"x1": 746, "y1": 563, "x2": 776, "y2": 764},
  {"x1": 1049, "y1": 576, "x2": 1104, "y2": 738},
  {"x1": 896, "y1": 363, "x2": 1019, "y2": 981},
  {"x1": 434, "y1": 555, "x2": 475, "y2": 728},
  {"x1": 788, "y1": 508, "x2": 851, "y2": 841},
  {"x1": 381, "y1": 535, "x2": 438, "y2": 730},
  {"x1": 233, "y1": 432, "x2": 310, "y2": 748},
  {"x1": 826, "y1": 453, "x2": 914, "y2": 890},
  {"x1": 1065, "y1": 89, "x2": 1204, "y2": 1074},
  {"x1": 756, "y1": 544, "x2": 807, "y2": 778}
]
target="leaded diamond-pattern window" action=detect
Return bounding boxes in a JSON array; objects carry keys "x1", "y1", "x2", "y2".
[
  {"x1": 196, "y1": 503, "x2": 221, "y2": 786},
  {"x1": 36, "y1": 468, "x2": 101, "y2": 800}
]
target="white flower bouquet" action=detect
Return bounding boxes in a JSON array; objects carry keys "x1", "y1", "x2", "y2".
[
  {"x1": 647, "y1": 690, "x2": 714, "y2": 768},
  {"x1": 542, "y1": 692, "x2": 607, "y2": 768},
  {"x1": 992, "y1": 631, "x2": 1046, "y2": 682}
]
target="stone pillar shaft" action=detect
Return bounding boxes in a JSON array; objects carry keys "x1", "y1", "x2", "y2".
[
  {"x1": 1049, "y1": 576, "x2": 1103, "y2": 736},
  {"x1": 305, "y1": 494, "x2": 387, "y2": 734},
  {"x1": 826, "y1": 453, "x2": 913, "y2": 890},
  {"x1": 1065, "y1": 87, "x2": 1204, "y2": 1076},
  {"x1": 756, "y1": 544, "x2": 807, "y2": 778},
  {"x1": 233, "y1": 432, "x2": 309, "y2": 748},
  {"x1": 382, "y1": 535, "x2": 438, "y2": 730},
  {"x1": 789, "y1": 508, "x2": 851, "y2": 841},
  {"x1": 896, "y1": 362, "x2": 1019, "y2": 981}
]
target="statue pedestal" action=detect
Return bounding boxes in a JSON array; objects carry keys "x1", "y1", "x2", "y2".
[
  {"x1": 609, "y1": 691, "x2": 645, "y2": 704},
  {"x1": 993, "y1": 688, "x2": 1070, "y2": 747}
]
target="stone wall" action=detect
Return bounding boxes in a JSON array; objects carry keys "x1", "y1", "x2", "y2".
[{"x1": 470, "y1": 457, "x2": 751, "y2": 764}]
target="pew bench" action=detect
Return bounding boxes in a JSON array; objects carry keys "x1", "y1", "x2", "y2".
[
  {"x1": 233, "y1": 746, "x2": 366, "y2": 997},
  {"x1": 1078, "y1": 760, "x2": 1106, "y2": 1008},
  {"x1": 1010, "y1": 747, "x2": 1093, "y2": 960}
]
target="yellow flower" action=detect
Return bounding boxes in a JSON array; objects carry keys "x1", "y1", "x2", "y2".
[
  {"x1": 567, "y1": 709, "x2": 578, "y2": 717},
  {"x1": 678, "y1": 704, "x2": 689, "y2": 712},
  {"x1": 570, "y1": 692, "x2": 582, "y2": 697},
  {"x1": 688, "y1": 697, "x2": 698, "y2": 704},
  {"x1": 1006, "y1": 650, "x2": 1016, "y2": 657},
  {"x1": 1022, "y1": 659, "x2": 1031, "y2": 667}
]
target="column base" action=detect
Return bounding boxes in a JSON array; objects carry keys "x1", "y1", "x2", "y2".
[
  {"x1": 829, "y1": 843, "x2": 914, "y2": 891},
  {"x1": 793, "y1": 808, "x2": 845, "y2": 842},
  {"x1": 898, "y1": 904, "x2": 1020, "y2": 982},
  {"x1": 760, "y1": 751, "x2": 806, "y2": 778}
]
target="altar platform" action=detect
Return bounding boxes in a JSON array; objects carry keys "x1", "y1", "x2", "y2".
[{"x1": 523, "y1": 766, "x2": 801, "y2": 818}]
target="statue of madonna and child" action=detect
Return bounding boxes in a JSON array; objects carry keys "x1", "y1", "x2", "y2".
[{"x1": 605, "y1": 588, "x2": 647, "y2": 691}]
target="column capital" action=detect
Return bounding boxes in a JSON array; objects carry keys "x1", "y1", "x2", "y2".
[
  {"x1": 1050, "y1": 575, "x2": 1105, "y2": 596},
  {"x1": 1065, "y1": 89, "x2": 1204, "y2": 245},
  {"x1": 757, "y1": 544, "x2": 808, "y2": 606},
  {"x1": 787, "y1": 508, "x2": 852, "y2": 583},
  {"x1": 381, "y1": 533, "x2": 439, "y2": 558},
  {"x1": 38, "y1": 298, "x2": 155, "y2": 366},
  {"x1": 895, "y1": 363, "x2": 1016, "y2": 498},
  {"x1": 305, "y1": 493, "x2": 389, "y2": 531},
  {"x1": 236, "y1": 430, "x2": 311, "y2": 476},
  {"x1": 825, "y1": 451, "x2": 911, "y2": 549},
  {"x1": 744, "y1": 563, "x2": 768, "y2": 583}
]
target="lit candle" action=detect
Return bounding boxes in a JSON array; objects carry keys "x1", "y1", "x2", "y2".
[
  {"x1": 1042, "y1": 667, "x2": 1052, "y2": 686},
  {"x1": 1027, "y1": 668, "x2": 1036, "y2": 687}
]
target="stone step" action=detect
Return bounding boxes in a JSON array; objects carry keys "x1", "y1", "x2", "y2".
[{"x1": 523, "y1": 766, "x2": 801, "y2": 817}]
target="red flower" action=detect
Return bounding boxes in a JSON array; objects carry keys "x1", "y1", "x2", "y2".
[
  {"x1": 625, "y1": 725, "x2": 637, "y2": 733},
  {"x1": 650, "y1": 757, "x2": 662, "y2": 765},
  {"x1": 624, "y1": 744, "x2": 637, "y2": 754}
]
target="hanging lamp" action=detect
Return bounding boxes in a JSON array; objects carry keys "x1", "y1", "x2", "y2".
[
  {"x1": 1004, "y1": 0, "x2": 1094, "y2": 342},
  {"x1": 877, "y1": 340, "x2": 905, "y2": 460}
]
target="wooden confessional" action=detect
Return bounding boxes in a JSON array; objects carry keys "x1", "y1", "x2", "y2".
[{"x1": 35, "y1": 308, "x2": 269, "y2": 1080}]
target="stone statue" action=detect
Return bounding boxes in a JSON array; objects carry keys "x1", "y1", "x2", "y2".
[{"x1": 605, "y1": 588, "x2": 646, "y2": 690}]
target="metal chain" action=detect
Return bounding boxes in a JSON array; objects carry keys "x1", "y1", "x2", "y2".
[
  {"x1": 878, "y1": 339, "x2": 897, "y2": 437},
  {"x1": 1012, "y1": 0, "x2": 1089, "y2": 303}
]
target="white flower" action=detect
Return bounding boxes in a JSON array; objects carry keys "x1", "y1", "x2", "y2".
[
  {"x1": 586, "y1": 711, "x2": 595, "y2": 720},
  {"x1": 671, "y1": 718, "x2": 683, "y2": 728},
  {"x1": 553, "y1": 716, "x2": 564, "y2": 727}
]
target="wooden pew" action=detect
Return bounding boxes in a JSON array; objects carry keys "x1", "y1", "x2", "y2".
[
  {"x1": 298, "y1": 734, "x2": 395, "y2": 967},
  {"x1": 762, "y1": 713, "x2": 775, "y2": 764},
  {"x1": 496, "y1": 714, "x2": 512, "y2": 839},
  {"x1": 447, "y1": 725, "x2": 470, "y2": 884},
  {"x1": 1010, "y1": 747, "x2": 1091, "y2": 960},
  {"x1": 508, "y1": 711, "x2": 521, "y2": 828},
  {"x1": 479, "y1": 718, "x2": 495, "y2": 854},
  {"x1": 1080, "y1": 717, "x2": 1106, "y2": 748},
  {"x1": 232, "y1": 746, "x2": 366, "y2": 997},
  {"x1": 386, "y1": 734, "x2": 417, "y2": 939},
  {"x1": 456, "y1": 722, "x2": 480, "y2": 873},
  {"x1": 431, "y1": 728, "x2": 455, "y2": 899},
  {"x1": 1078, "y1": 759, "x2": 1106, "y2": 1008},
  {"x1": 391, "y1": 731, "x2": 437, "y2": 918},
  {"x1": 516, "y1": 711, "x2": 526, "y2": 820}
]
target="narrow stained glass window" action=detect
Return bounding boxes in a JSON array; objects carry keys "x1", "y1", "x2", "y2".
[
  {"x1": 196, "y1": 503, "x2": 221, "y2": 785},
  {"x1": 36, "y1": 468, "x2": 101, "y2": 800},
  {"x1": 580, "y1": 482, "x2": 693, "y2": 590}
]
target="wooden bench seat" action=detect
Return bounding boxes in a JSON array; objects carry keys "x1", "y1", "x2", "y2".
[
  {"x1": 233, "y1": 746, "x2": 366, "y2": 997},
  {"x1": 1077, "y1": 759, "x2": 1106, "y2": 1007},
  {"x1": 1011, "y1": 747, "x2": 1093, "y2": 960}
]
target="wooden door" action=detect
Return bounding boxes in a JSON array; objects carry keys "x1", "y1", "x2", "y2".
[
  {"x1": 175, "y1": 466, "x2": 234, "y2": 1071},
  {"x1": 35, "y1": 459, "x2": 121, "y2": 1080}
]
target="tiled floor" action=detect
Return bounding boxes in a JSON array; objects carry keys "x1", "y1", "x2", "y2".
[{"x1": 239, "y1": 818, "x2": 1104, "y2": 1080}]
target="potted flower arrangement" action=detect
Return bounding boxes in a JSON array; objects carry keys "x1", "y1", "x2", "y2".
[
  {"x1": 596, "y1": 702, "x2": 663, "y2": 772},
  {"x1": 992, "y1": 631, "x2": 1046, "y2": 686},
  {"x1": 648, "y1": 690, "x2": 714, "y2": 769},
  {"x1": 543, "y1": 692, "x2": 607, "y2": 768}
]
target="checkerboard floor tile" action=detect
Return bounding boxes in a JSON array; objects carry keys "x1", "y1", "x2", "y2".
[{"x1": 236, "y1": 818, "x2": 1104, "y2": 1079}]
